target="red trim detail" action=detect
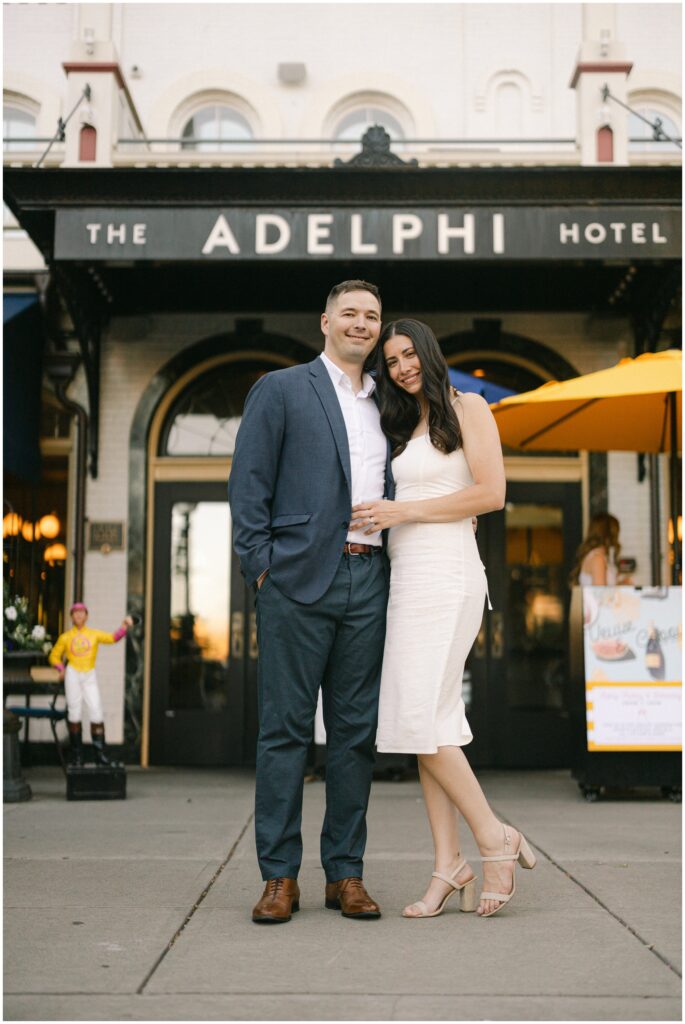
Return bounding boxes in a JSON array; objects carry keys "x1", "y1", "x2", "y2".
[
  {"x1": 62, "y1": 62, "x2": 146, "y2": 136},
  {"x1": 569, "y1": 62, "x2": 633, "y2": 88},
  {"x1": 113, "y1": 626, "x2": 127, "y2": 642}
]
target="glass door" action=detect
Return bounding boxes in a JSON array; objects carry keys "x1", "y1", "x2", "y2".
[
  {"x1": 466, "y1": 481, "x2": 583, "y2": 767},
  {"x1": 149, "y1": 481, "x2": 258, "y2": 765}
]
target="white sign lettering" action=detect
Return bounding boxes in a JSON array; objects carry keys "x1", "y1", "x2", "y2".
[
  {"x1": 202, "y1": 214, "x2": 241, "y2": 255},
  {"x1": 307, "y1": 213, "x2": 334, "y2": 254},
  {"x1": 492, "y1": 213, "x2": 505, "y2": 254},
  {"x1": 437, "y1": 213, "x2": 475, "y2": 254},
  {"x1": 255, "y1": 214, "x2": 290, "y2": 254},
  {"x1": 57, "y1": 206, "x2": 680, "y2": 261},
  {"x1": 350, "y1": 213, "x2": 378, "y2": 255},
  {"x1": 392, "y1": 214, "x2": 423, "y2": 254},
  {"x1": 107, "y1": 224, "x2": 127, "y2": 244},
  {"x1": 585, "y1": 223, "x2": 607, "y2": 244},
  {"x1": 560, "y1": 222, "x2": 580, "y2": 244}
]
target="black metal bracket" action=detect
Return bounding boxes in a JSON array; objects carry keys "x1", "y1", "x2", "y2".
[
  {"x1": 601, "y1": 85, "x2": 682, "y2": 149},
  {"x1": 629, "y1": 263, "x2": 681, "y2": 356},
  {"x1": 334, "y1": 125, "x2": 418, "y2": 167},
  {"x1": 35, "y1": 84, "x2": 92, "y2": 168},
  {"x1": 51, "y1": 264, "x2": 112, "y2": 479}
]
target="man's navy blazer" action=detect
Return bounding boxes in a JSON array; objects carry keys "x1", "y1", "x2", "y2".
[{"x1": 228, "y1": 355, "x2": 395, "y2": 605}]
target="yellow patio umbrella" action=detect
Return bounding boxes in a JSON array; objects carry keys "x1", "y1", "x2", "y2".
[
  {"x1": 491, "y1": 349, "x2": 681, "y2": 454},
  {"x1": 491, "y1": 348, "x2": 682, "y2": 582}
]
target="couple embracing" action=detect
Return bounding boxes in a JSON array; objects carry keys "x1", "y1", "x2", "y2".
[{"x1": 228, "y1": 280, "x2": 536, "y2": 925}]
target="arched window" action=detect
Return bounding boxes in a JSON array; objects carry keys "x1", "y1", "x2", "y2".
[
  {"x1": 628, "y1": 107, "x2": 681, "y2": 153},
  {"x1": 3, "y1": 100, "x2": 38, "y2": 152},
  {"x1": 181, "y1": 105, "x2": 253, "y2": 151},
  {"x1": 333, "y1": 106, "x2": 405, "y2": 142},
  {"x1": 327, "y1": 90, "x2": 413, "y2": 143},
  {"x1": 159, "y1": 361, "x2": 268, "y2": 456}
]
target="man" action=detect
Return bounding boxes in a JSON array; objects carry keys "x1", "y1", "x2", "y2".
[
  {"x1": 228, "y1": 280, "x2": 392, "y2": 924},
  {"x1": 49, "y1": 603, "x2": 133, "y2": 766}
]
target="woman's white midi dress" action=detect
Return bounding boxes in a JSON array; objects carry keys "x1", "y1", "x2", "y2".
[{"x1": 376, "y1": 433, "x2": 490, "y2": 754}]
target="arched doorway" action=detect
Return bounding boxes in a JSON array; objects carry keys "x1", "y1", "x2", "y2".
[
  {"x1": 441, "y1": 328, "x2": 585, "y2": 767},
  {"x1": 127, "y1": 330, "x2": 316, "y2": 766}
]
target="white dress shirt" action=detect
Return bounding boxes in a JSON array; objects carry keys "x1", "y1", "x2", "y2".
[{"x1": 320, "y1": 352, "x2": 387, "y2": 546}]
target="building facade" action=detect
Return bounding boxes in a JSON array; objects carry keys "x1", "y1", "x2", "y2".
[{"x1": 4, "y1": 3, "x2": 681, "y2": 768}]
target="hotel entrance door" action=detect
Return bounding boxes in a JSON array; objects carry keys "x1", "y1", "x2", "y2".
[
  {"x1": 149, "y1": 481, "x2": 258, "y2": 766},
  {"x1": 149, "y1": 477, "x2": 582, "y2": 768},
  {"x1": 466, "y1": 480, "x2": 583, "y2": 768}
]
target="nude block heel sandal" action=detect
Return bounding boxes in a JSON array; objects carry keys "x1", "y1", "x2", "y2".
[
  {"x1": 403, "y1": 858, "x2": 478, "y2": 918},
  {"x1": 479, "y1": 824, "x2": 537, "y2": 918},
  {"x1": 517, "y1": 834, "x2": 537, "y2": 870}
]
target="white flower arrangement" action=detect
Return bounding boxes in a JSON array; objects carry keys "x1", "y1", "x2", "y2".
[{"x1": 3, "y1": 584, "x2": 53, "y2": 653}]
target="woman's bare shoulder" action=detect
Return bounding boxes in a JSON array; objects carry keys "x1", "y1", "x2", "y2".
[
  {"x1": 450, "y1": 389, "x2": 491, "y2": 415},
  {"x1": 583, "y1": 547, "x2": 607, "y2": 566}
]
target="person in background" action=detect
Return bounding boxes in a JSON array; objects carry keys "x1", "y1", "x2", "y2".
[
  {"x1": 49, "y1": 603, "x2": 132, "y2": 766},
  {"x1": 570, "y1": 514, "x2": 625, "y2": 586}
]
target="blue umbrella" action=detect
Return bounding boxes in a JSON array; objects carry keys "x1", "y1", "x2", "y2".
[{"x1": 448, "y1": 368, "x2": 517, "y2": 404}]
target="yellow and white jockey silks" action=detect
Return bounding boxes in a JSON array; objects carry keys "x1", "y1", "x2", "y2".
[{"x1": 49, "y1": 624, "x2": 127, "y2": 674}]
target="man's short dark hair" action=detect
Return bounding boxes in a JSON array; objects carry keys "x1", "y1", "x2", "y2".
[{"x1": 325, "y1": 279, "x2": 382, "y2": 313}]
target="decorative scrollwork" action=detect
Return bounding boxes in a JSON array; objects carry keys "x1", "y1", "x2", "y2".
[{"x1": 334, "y1": 125, "x2": 418, "y2": 167}]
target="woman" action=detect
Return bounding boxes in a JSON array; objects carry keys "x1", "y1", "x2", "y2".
[
  {"x1": 351, "y1": 319, "x2": 536, "y2": 919},
  {"x1": 570, "y1": 514, "x2": 622, "y2": 585}
]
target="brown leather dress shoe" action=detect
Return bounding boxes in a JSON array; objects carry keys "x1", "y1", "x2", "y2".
[
  {"x1": 252, "y1": 877, "x2": 300, "y2": 924},
  {"x1": 325, "y1": 877, "x2": 381, "y2": 919}
]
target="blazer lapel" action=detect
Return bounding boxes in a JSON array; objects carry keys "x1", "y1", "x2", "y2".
[{"x1": 309, "y1": 357, "x2": 352, "y2": 495}]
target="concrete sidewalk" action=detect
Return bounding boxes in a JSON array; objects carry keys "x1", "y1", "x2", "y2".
[{"x1": 4, "y1": 767, "x2": 681, "y2": 1021}]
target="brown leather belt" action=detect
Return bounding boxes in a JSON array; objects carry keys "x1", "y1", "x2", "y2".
[{"x1": 343, "y1": 543, "x2": 382, "y2": 555}]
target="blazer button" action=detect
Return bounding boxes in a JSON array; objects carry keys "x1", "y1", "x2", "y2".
[{"x1": 342, "y1": 521, "x2": 349, "y2": 528}]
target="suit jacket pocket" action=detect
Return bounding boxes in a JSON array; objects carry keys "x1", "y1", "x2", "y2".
[{"x1": 272, "y1": 513, "x2": 312, "y2": 528}]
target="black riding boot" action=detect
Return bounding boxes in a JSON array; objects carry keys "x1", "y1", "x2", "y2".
[
  {"x1": 68, "y1": 722, "x2": 84, "y2": 767},
  {"x1": 90, "y1": 722, "x2": 112, "y2": 766}
]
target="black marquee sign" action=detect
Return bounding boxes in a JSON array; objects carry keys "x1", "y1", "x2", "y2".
[{"x1": 54, "y1": 206, "x2": 681, "y2": 261}]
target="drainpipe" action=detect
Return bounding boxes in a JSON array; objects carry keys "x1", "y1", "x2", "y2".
[
  {"x1": 649, "y1": 455, "x2": 662, "y2": 585},
  {"x1": 45, "y1": 354, "x2": 88, "y2": 604}
]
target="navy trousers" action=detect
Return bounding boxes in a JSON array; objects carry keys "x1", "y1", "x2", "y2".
[{"x1": 254, "y1": 551, "x2": 388, "y2": 882}]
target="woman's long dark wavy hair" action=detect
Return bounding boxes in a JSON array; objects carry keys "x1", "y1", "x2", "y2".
[
  {"x1": 569, "y1": 514, "x2": 622, "y2": 585},
  {"x1": 374, "y1": 319, "x2": 462, "y2": 458}
]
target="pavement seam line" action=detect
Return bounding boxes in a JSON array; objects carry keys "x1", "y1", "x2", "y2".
[
  {"x1": 5, "y1": 991, "x2": 682, "y2": 999},
  {"x1": 136, "y1": 811, "x2": 254, "y2": 995},
  {"x1": 502, "y1": 818, "x2": 682, "y2": 980}
]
